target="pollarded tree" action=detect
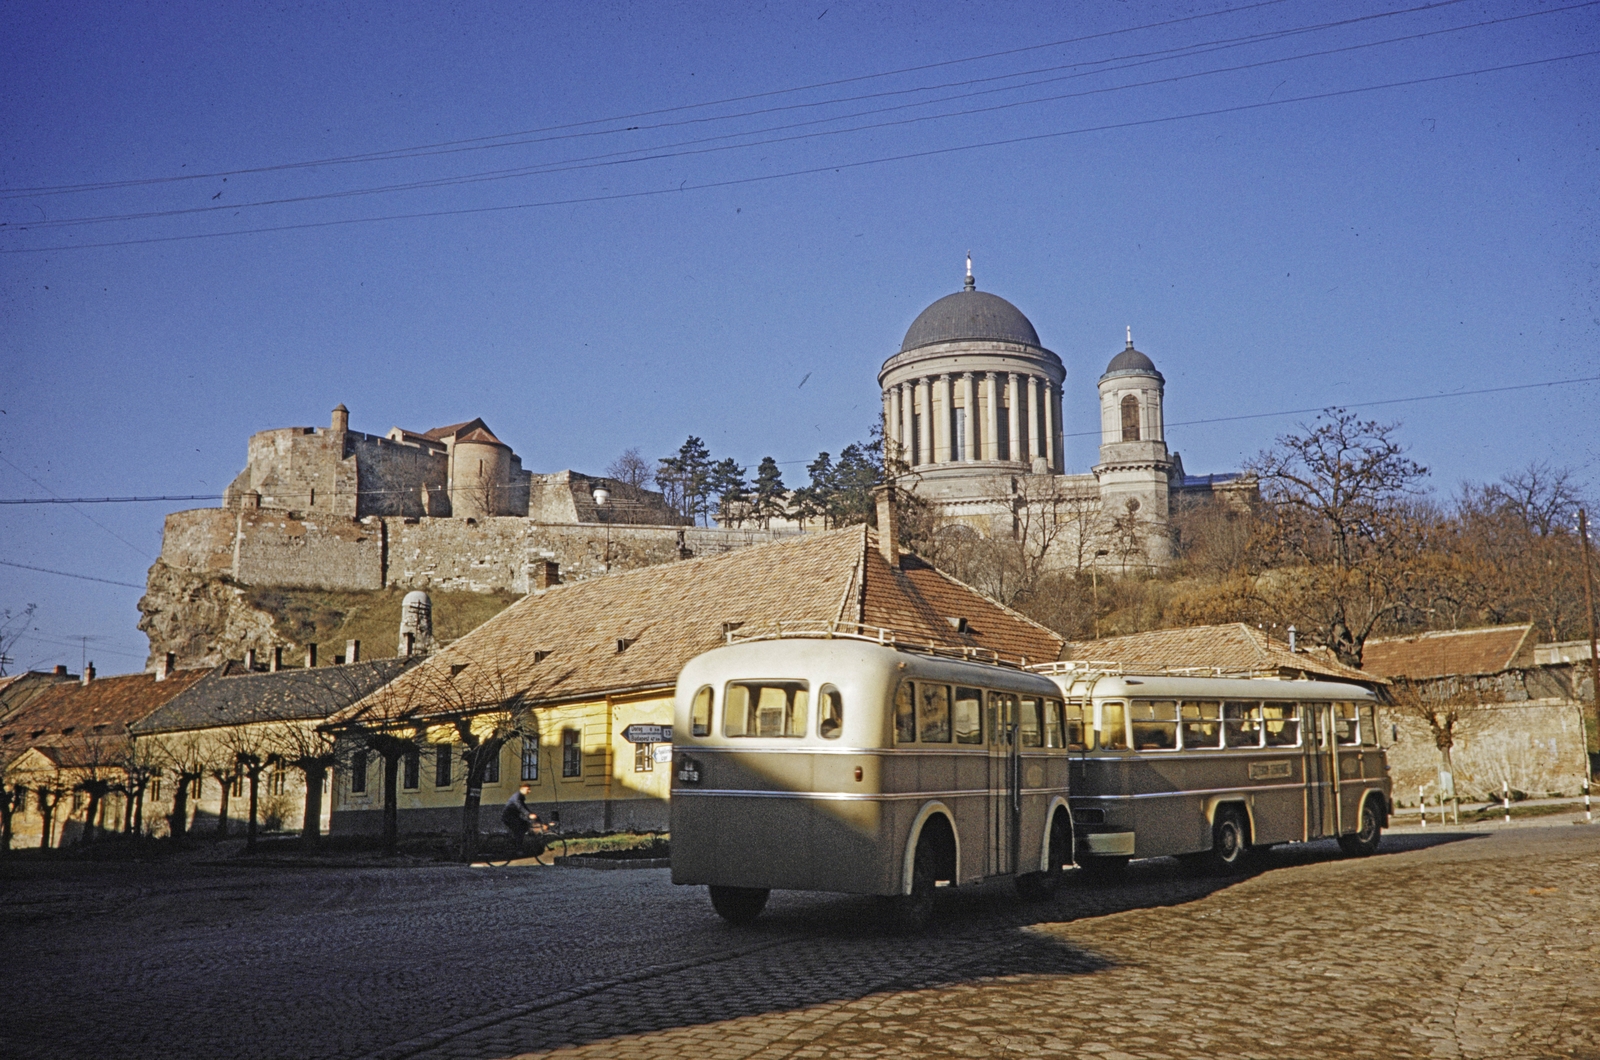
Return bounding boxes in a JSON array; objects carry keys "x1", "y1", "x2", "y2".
[
  {"x1": 0, "y1": 781, "x2": 27, "y2": 853},
  {"x1": 151, "y1": 732, "x2": 214, "y2": 840}
]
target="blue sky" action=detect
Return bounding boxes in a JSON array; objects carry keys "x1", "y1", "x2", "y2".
[{"x1": 2, "y1": 0, "x2": 1597, "y2": 674}]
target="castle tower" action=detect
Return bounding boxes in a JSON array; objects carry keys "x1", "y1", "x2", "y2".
[
  {"x1": 878, "y1": 258, "x2": 1065, "y2": 477},
  {"x1": 1094, "y1": 329, "x2": 1174, "y2": 566},
  {"x1": 448, "y1": 426, "x2": 515, "y2": 518}
]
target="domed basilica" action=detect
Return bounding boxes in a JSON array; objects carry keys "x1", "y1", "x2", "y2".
[{"x1": 879, "y1": 259, "x2": 1244, "y2": 570}]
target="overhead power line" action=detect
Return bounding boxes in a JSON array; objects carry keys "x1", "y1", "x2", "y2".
[
  {"x1": 0, "y1": 494, "x2": 224, "y2": 505},
  {"x1": 7, "y1": 48, "x2": 1595, "y2": 256},
  {"x1": 0, "y1": 560, "x2": 146, "y2": 589}
]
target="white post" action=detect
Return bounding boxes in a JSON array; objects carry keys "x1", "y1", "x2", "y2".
[
  {"x1": 1419, "y1": 787, "x2": 1426, "y2": 828},
  {"x1": 1585, "y1": 776, "x2": 1592, "y2": 824},
  {"x1": 1502, "y1": 779, "x2": 1511, "y2": 824}
]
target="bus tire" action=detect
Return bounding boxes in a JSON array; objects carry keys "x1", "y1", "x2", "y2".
[
  {"x1": 1206, "y1": 806, "x2": 1251, "y2": 875},
  {"x1": 1077, "y1": 855, "x2": 1129, "y2": 881},
  {"x1": 1337, "y1": 797, "x2": 1383, "y2": 857},
  {"x1": 1016, "y1": 811, "x2": 1070, "y2": 901},
  {"x1": 882, "y1": 832, "x2": 938, "y2": 933},
  {"x1": 709, "y1": 885, "x2": 769, "y2": 925}
]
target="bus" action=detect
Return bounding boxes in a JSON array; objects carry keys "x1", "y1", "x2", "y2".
[
  {"x1": 670, "y1": 630, "x2": 1074, "y2": 929},
  {"x1": 1032, "y1": 665, "x2": 1391, "y2": 874}
]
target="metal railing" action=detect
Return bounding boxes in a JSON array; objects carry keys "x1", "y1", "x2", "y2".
[{"x1": 723, "y1": 620, "x2": 1032, "y2": 669}]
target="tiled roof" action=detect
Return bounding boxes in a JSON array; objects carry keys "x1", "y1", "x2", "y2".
[
  {"x1": 131, "y1": 659, "x2": 416, "y2": 735},
  {"x1": 1064, "y1": 623, "x2": 1378, "y2": 685},
  {"x1": 336, "y1": 527, "x2": 1065, "y2": 725},
  {"x1": 419, "y1": 418, "x2": 501, "y2": 444},
  {"x1": 1361, "y1": 624, "x2": 1536, "y2": 680},
  {"x1": 0, "y1": 670, "x2": 209, "y2": 770}
]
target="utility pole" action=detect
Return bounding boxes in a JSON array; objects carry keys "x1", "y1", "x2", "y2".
[{"x1": 1580, "y1": 509, "x2": 1600, "y2": 753}]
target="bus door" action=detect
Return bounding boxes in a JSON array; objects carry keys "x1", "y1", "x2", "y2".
[
  {"x1": 985, "y1": 691, "x2": 1018, "y2": 877},
  {"x1": 1300, "y1": 703, "x2": 1337, "y2": 838}
]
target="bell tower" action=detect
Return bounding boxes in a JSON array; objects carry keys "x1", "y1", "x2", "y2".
[{"x1": 1094, "y1": 329, "x2": 1174, "y2": 566}]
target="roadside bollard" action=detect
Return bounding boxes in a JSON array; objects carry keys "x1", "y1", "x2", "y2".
[
  {"x1": 1502, "y1": 780, "x2": 1511, "y2": 824},
  {"x1": 1419, "y1": 786, "x2": 1426, "y2": 828},
  {"x1": 1586, "y1": 778, "x2": 1592, "y2": 824}
]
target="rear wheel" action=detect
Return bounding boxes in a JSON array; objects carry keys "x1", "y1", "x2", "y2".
[
  {"x1": 1016, "y1": 811, "x2": 1070, "y2": 901},
  {"x1": 1338, "y1": 798, "x2": 1383, "y2": 857},
  {"x1": 1206, "y1": 806, "x2": 1251, "y2": 875},
  {"x1": 709, "y1": 885, "x2": 769, "y2": 925},
  {"x1": 882, "y1": 831, "x2": 938, "y2": 933}
]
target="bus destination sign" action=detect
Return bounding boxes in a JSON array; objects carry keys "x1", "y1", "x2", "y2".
[{"x1": 621, "y1": 724, "x2": 672, "y2": 744}]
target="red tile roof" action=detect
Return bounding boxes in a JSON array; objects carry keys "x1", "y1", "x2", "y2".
[
  {"x1": 1064, "y1": 623, "x2": 1377, "y2": 684},
  {"x1": 1361, "y1": 624, "x2": 1536, "y2": 679},
  {"x1": 0, "y1": 669, "x2": 209, "y2": 770}
]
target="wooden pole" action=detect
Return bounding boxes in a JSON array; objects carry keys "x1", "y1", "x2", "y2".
[{"x1": 1580, "y1": 509, "x2": 1600, "y2": 752}]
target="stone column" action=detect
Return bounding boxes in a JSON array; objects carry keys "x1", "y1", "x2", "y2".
[
  {"x1": 983, "y1": 372, "x2": 1000, "y2": 461},
  {"x1": 917, "y1": 377, "x2": 933, "y2": 465},
  {"x1": 883, "y1": 389, "x2": 895, "y2": 455},
  {"x1": 1028, "y1": 376, "x2": 1042, "y2": 462},
  {"x1": 934, "y1": 375, "x2": 952, "y2": 464},
  {"x1": 898, "y1": 383, "x2": 915, "y2": 467},
  {"x1": 961, "y1": 373, "x2": 977, "y2": 462},
  {"x1": 1043, "y1": 380, "x2": 1057, "y2": 473},
  {"x1": 1007, "y1": 373, "x2": 1022, "y2": 463}
]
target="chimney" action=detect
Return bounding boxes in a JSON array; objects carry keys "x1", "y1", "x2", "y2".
[
  {"x1": 81, "y1": 663, "x2": 95, "y2": 686},
  {"x1": 345, "y1": 639, "x2": 360, "y2": 664},
  {"x1": 1288, "y1": 625, "x2": 1298, "y2": 654},
  {"x1": 873, "y1": 486, "x2": 900, "y2": 567},
  {"x1": 271, "y1": 647, "x2": 282, "y2": 673},
  {"x1": 535, "y1": 560, "x2": 561, "y2": 590},
  {"x1": 305, "y1": 643, "x2": 318, "y2": 669},
  {"x1": 245, "y1": 648, "x2": 257, "y2": 671},
  {"x1": 331, "y1": 403, "x2": 349, "y2": 433},
  {"x1": 404, "y1": 632, "x2": 416, "y2": 657},
  {"x1": 53, "y1": 664, "x2": 67, "y2": 677},
  {"x1": 157, "y1": 652, "x2": 176, "y2": 681}
]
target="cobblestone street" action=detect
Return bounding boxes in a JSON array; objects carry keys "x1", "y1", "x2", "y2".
[{"x1": 2, "y1": 825, "x2": 1596, "y2": 1060}]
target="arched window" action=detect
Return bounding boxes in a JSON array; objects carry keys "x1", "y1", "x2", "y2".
[{"x1": 1120, "y1": 394, "x2": 1141, "y2": 442}]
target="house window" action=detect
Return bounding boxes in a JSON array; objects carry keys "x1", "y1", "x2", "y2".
[
  {"x1": 231, "y1": 775, "x2": 244, "y2": 798},
  {"x1": 481, "y1": 745, "x2": 500, "y2": 784},
  {"x1": 635, "y1": 742, "x2": 654, "y2": 772},
  {"x1": 561, "y1": 729, "x2": 581, "y2": 778},
  {"x1": 521, "y1": 737, "x2": 539, "y2": 782},
  {"x1": 192, "y1": 776, "x2": 205, "y2": 800},
  {"x1": 435, "y1": 744, "x2": 453, "y2": 787},
  {"x1": 268, "y1": 770, "x2": 286, "y2": 796},
  {"x1": 351, "y1": 751, "x2": 368, "y2": 794},
  {"x1": 402, "y1": 748, "x2": 420, "y2": 790},
  {"x1": 1120, "y1": 394, "x2": 1140, "y2": 441},
  {"x1": 150, "y1": 778, "x2": 161, "y2": 802}
]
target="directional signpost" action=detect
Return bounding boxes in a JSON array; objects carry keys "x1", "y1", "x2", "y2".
[{"x1": 621, "y1": 724, "x2": 672, "y2": 744}]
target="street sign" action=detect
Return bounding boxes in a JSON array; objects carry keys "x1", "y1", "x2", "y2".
[{"x1": 621, "y1": 724, "x2": 672, "y2": 744}]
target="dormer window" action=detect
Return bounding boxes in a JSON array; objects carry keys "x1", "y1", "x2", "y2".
[{"x1": 1120, "y1": 394, "x2": 1140, "y2": 442}]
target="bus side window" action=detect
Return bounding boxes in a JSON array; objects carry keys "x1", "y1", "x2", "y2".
[
  {"x1": 1043, "y1": 699, "x2": 1065, "y2": 748},
  {"x1": 918, "y1": 684, "x2": 952, "y2": 743},
  {"x1": 1359, "y1": 703, "x2": 1378, "y2": 747},
  {"x1": 954, "y1": 688, "x2": 983, "y2": 744},
  {"x1": 1130, "y1": 700, "x2": 1178, "y2": 750},
  {"x1": 1063, "y1": 701, "x2": 1087, "y2": 751},
  {"x1": 819, "y1": 685, "x2": 844, "y2": 739},
  {"x1": 691, "y1": 685, "x2": 713, "y2": 737},
  {"x1": 1334, "y1": 702, "x2": 1359, "y2": 746},
  {"x1": 1262, "y1": 703, "x2": 1300, "y2": 747},
  {"x1": 1180, "y1": 701, "x2": 1221, "y2": 749},
  {"x1": 1018, "y1": 697, "x2": 1043, "y2": 748},
  {"x1": 1098, "y1": 701, "x2": 1129, "y2": 751},
  {"x1": 1223, "y1": 701, "x2": 1261, "y2": 748},
  {"x1": 895, "y1": 682, "x2": 916, "y2": 744}
]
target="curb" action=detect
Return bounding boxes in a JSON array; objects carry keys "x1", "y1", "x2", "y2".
[{"x1": 553, "y1": 855, "x2": 670, "y2": 870}]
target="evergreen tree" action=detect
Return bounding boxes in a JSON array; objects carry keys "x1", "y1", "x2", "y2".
[
  {"x1": 709, "y1": 457, "x2": 749, "y2": 527},
  {"x1": 751, "y1": 457, "x2": 787, "y2": 529}
]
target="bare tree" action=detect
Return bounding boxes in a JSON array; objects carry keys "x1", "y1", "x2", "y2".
[
  {"x1": 1389, "y1": 677, "x2": 1501, "y2": 816},
  {"x1": 606, "y1": 448, "x2": 652, "y2": 490},
  {"x1": 0, "y1": 782, "x2": 26, "y2": 852},
  {"x1": 35, "y1": 779, "x2": 66, "y2": 849},
  {"x1": 150, "y1": 732, "x2": 214, "y2": 840},
  {"x1": 113, "y1": 736, "x2": 161, "y2": 837},
  {"x1": 267, "y1": 720, "x2": 338, "y2": 845},
  {"x1": 210, "y1": 759, "x2": 239, "y2": 837},
  {"x1": 0, "y1": 604, "x2": 37, "y2": 677}
]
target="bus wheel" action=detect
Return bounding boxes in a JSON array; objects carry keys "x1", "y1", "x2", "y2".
[
  {"x1": 709, "y1": 886, "x2": 769, "y2": 925},
  {"x1": 1337, "y1": 798, "x2": 1383, "y2": 857},
  {"x1": 1206, "y1": 807, "x2": 1251, "y2": 875},
  {"x1": 882, "y1": 833, "x2": 938, "y2": 933},
  {"x1": 1016, "y1": 812, "x2": 1070, "y2": 901},
  {"x1": 1077, "y1": 855, "x2": 1129, "y2": 881}
]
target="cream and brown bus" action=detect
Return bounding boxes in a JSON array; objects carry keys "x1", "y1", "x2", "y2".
[
  {"x1": 670, "y1": 631, "x2": 1074, "y2": 929},
  {"x1": 1033, "y1": 666, "x2": 1391, "y2": 874}
]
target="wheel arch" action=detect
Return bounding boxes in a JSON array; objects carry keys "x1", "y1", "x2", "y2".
[
  {"x1": 902, "y1": 801, "x2": 960, "y2": 894},
  {"x1": 1357, "y1": 787, "x2": 1389, "y2": 827},
  {"x1": 1033, "y1": 797, "x2": 1072, "y2": 873},
  {"x1": 1203, "y1": 795, "x2": 1256, "y2": 844}
]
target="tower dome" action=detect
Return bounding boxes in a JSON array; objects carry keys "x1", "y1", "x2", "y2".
[
  {"x1": 1102, "y1": 328, "x2": 1161, "y2": 380},
  {"x1": 900, "y1": 290, "x2": 1041, "y2": 353}
]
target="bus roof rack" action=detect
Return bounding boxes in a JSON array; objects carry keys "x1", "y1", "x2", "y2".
[
  {"x1": 1027, "y1": 660, "x2": 1287, "y2": 680},
  {"x1": 724, "y1": 620, "x2": 1031, "y2": 670}
]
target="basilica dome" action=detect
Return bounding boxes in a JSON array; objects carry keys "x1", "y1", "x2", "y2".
[{"x1": 900, "y1": 289, "x2": 1041, "y2": 353}]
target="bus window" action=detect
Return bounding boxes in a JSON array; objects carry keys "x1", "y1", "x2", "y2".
[
  {"x1": 819, "y1": 686, "x2": 844, "y2": 739},
  {"x1": 1180, "y1": 701, "x2": 1221, "y2": 749},
  {"x1": 1043, "y1": 699, "x2": 1065, "y2": 748},
  {"x1": 1334, "y1": 702, "x2": 1360, "y2": 746},
  {"x1": 954, "y1": 689, "x2": 983, "y2": 744},
  {"x1": 725, "y1": 682, "x2": 809, "y2": 738},
  {"x1": 1359, "y1": 704, "x2": 1378, "y2": 746},
  {"x1": 1262, "y1": 703, "x2": 1300, "y2": 747},
  {"x1": 894, "y1": 682, "x2": 916, "y2": 744},
  {"x1": 690, "y1": 686, "x2": 713, "y2": 737},
  {"x1": 918, "y1": 684, "x2": 953, "y2": 743},
  {"x1": 1018, "y1": 697, "x2": 1043, "y2": 747},
  {"x1": 1063, "y1": 701, "x2": 1087, "y2": 751},
  {"x1": 1097, "y1": 701, "x2": 1129, "y2": 751},
  {"x1": 1223, "y1": 702, "x2": 1261, "y2": 748},
  {"x1": 1130, "y1": 701, "x2": 1178, "y2": 750}
]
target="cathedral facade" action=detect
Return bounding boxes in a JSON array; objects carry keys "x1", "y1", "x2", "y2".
[{"x1": 880, "y1": 262, "x2": 1243, "y2": 570}]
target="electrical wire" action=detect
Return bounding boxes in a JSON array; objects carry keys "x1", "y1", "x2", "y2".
[{"x1": 0, "y1": 560, "x2": 146, "y2": 589}]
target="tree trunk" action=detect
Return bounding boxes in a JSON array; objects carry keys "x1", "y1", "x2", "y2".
[
  {"x1": 458, "y1": 740, "x2": 502, "y2": 863},
  {"x1": 215, "y1": 774, "x2": 232, "y2": 836},
  {"x1": 39, "y1": 795, "x2": 56, "y2": 849},
  {"x1": 132, "y1": 784, "x2": 145, "y2": 836},
  {"x1": 246, "y1": 770, "x2": 260, "y2": 853},
  {"x1": 300, "y1": 764, "x2": 325, "y2": 845},
  {"x1": 170, "y1": 777, "x2": 191, "y2": 839},
  {"x1": 382, "y1": 753, "x2": 401, "y2": 855},
  {"x1": 81, "y1": 790, "x2": 103, "y2": 845}
]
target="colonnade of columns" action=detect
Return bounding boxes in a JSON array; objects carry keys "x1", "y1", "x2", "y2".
[{"x1": 882, "y1": 371, "x2": 1061, "y2": 471}]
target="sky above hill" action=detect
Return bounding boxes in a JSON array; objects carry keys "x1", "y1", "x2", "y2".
[{"x1": 2, "y1": 0, "x2": 1597, "y2": 674}]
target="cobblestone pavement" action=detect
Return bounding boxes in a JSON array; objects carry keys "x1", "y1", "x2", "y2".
[{"x1": 1, "y1": 826, "x2": 1596, "y2": 1060}]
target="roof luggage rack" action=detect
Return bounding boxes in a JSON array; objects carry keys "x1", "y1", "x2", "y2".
[
  {"x1": 1027, "y1": 660, "x2": 1285, "y2": 679},
  {"x1": 724, "y1": 620, "x2": 1030, "y2": 669}
]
